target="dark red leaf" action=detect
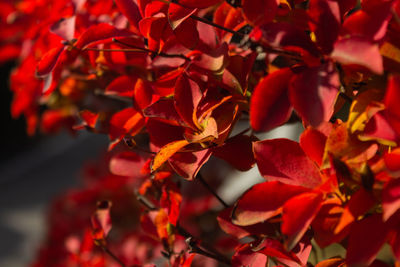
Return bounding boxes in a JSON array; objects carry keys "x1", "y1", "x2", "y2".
[
  {"x1": 168, "y1": 3, "x2": 196, "y2": 30},
  {"x1": 346, "y1": 214, "x2": 389, "y2": 266},
  {"x1": 382, "y1": 178, "x2": 400, "y2": 221},
  {"x1": 308, "y1": 0, "x2": 341, "y2": 54},
  {"x1": 168, "y1": 149, "x2": 212, "y2": 180},
  {"x1": 232, "y1": 181, "x2": 309, "y2": 226},
  {"x1": 36, "y1": 45, "x2": 65, "y2": 77},
  {"x1": 174, "y1": 75, "x2": 202, "y2": 130},
  {"x1": 217, "y1": 207, "x2": 277, "y2": 239},
  {"x1": 74, "y1": 23, "x2": 132, "y2": 49},
  {"x1": 289, "y1": 62, "x2": 340, "y2": 127},
  {"x1": 250, "y1": 68, "x2": 294, "y2": 132},
  {"x1": 331, "y1": 36, "x2": 383, "y2": 74},
  {"x1": 212, "y1": 135, "x2": 258, "y2": 171},
  {"x1": 173, "y1": 17, "x2": 199, "y2": 50},
  {"x1": 232, "y1": 243, "x2": 268, "y2": 267},
  {"x1": 282, "y1": 192, "x2": 324, "y2": 250},
  {"x1": 253, "y1": 139, "x2": 322, "y2": 188},
  {"x1": 105, "y1": 75, "x2": 136, "y2": 97},
  {"x1": 176, "y1": 0, "x2": 223, "y2": 9},
  {"x1": 242, "y1": 0, "x2": 278, "y2": 26},
  {"x1": 256, "y1": 238, "x2": 301, "y2": 263},
  {"x1": 300, "y1": 127, "x2": 328, "y2": 166},
  {"x1": 144, "y1": 98, "x2": 187, "y2": 127},
  {"x1": 115, "y1": 0, "x2": 141, "y2": 31}
]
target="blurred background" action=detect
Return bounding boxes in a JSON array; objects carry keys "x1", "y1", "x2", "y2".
[{"x1": 0, "y1": 61, "x2": 109, "y2": 266}]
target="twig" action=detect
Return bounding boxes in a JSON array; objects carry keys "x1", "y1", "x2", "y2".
[
  {"x1": 176, "y1": 226, "x2": 231, "y2": 266},
  {"x1": 197, "y1": 173, "x2": 229, "y2": 208},
  {"x1": 112, "y1": 38, "x2": 191, "y2": 61},
  {"x1": 136, "y1": 193, "x2": 158, "y2": 210},
  {"x1": 100, "y1": 245, "x2": 127, "y2": 267},
  {"x1": 190, "y1": 14, "x2": 244, "y2": 37}
]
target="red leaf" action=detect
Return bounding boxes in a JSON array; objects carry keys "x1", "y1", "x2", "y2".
[
  {"x1": 382, "y1": 178, "x2": 400, "y2": 221},
  {"x1": 168, "y1": 149, "x2": 212, "y2": 180},
  {"x1": 384, "y1": 148, "x2": 400, "y2": 174},
  {"x1": 174, "y1": 75, "x2": 202, "y2": 130},
  {"x1": 168, "y1": 3, "x2": 196, "y2": 30},
  {"x1": 109, "y1": 107, "x2": 145, "y2": 140},
  {"x1": 79, "y1": 110, "x2": 99, "y2": 129},
  {"x1": 36, "y1": 45, "x2": 65, "y2": 76},
  {"x1": 190, "y1": 42, "x2": 228, "y2": 73},
  {"x1": 105, "y1": 75, "x2": 136, "y2": 97},
  {"x1": 74, "y1": 23, "x2": 132, "y2": 49},
  {"x1": 212, "y1": 135, "x2": 258, "y2": 171},
  {"x1": 289, "y1": 62, "x2": 339, "y2": 127},
  {"x1": 331, "y1": 36, "x2": 383, "y2": 74},
  {"x1": 334, "y1": 188, "x2": 375, "y2": 233},
  {"x1": 50, "y1": 16, "x2": 76, "y2": 41},
  {"x1": 282, "y1": 192, "x2": 324, "y2": 250},
  {"x1": 342, "y1": 0, "x2": 393, "y2": 41},
  {"x1": 257, "y1": 22, "x2": 319, "y2": 58},
  {"x1": 115, "y1": 0, "x2": 141, "y2": 31},
  {"x1": 308, "y1": 0, "x2": 341, "y2": 54},
  {"x1": 254, "y1": 139, "x2": 322, "y2": 188},
  {"x1": 346, "y1": 214, "x2": 389, "y2": 266},
  {"x1": 109, "y1": 151, "x2": 147, "y2": 177},
  {"x1": 312, "y1": 200, "x2": 347, "y2": 247},
  {"x1": 256, "y1": 238, "x2": 301, "y2": 263},
  {"x1": 232, "y1": 243, "x2": 268, "y2": 267},
  {"x1": 133, "y1": 78, "x2": 154, "y2": 111},
  {"x1": 384, "y1": 75, "x2": 400, "y2": 122},
  {"x1": 139, "y1": 17, "x2": 168, "y2": 53},
  {"x1": 91, "y1": 201, "x2": 112, "y2": 242},
  {"x1": 217, "y1": 207, "x2": 277, "y2": 239},
  {"x1": 300, "y1": 127, "x2": 328, "y2": 166},
  {"x1": 173, "y1": 17, "x2": 199, "y2": 50},
  {"x1": 160, "y1": 182, "x2": 182, "y2": 225},
  {"x1": 232, "y1": 181, "x2": 309, "y2": 226},
  {"x1": 176, "y1": 0, "x2": 223, "y2": 9},
  {"x1": 362, "y1": 111, "x2": 398, "y2": 144},
  {"x1": 250, "y1": 68, "x2": 294, "y2": 132},
  {"x1": 242, "y1": 0, "x2": 278, "y2": 26},
  {"x1": 144, "y1": 98, "x2": 187, "y2": 126},
  {"x1": 147, "y1": 119, "x2": 184, "y2": 151}
]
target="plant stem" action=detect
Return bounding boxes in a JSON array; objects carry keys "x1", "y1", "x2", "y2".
[
  {"x1": 136, "y1": 194, "x2": 231, "y2": 265},
  {"x1": 99, "y1": 244, "x2": 127, "y2": 267},
  {"x1": 112, "y1": 38, "x2": 191, "y2": 61},
  {"x1": 176, "y1": 225, "x2": 231, "y2": 266},
  {"x1": 197, "y1": 173, "x2": 229, "y2": 208}
]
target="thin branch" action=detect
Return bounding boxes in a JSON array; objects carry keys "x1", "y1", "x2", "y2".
[
  {"x1": 100, "y1": 245, "x2": 127, "y2": 267},
  {"x1": 136, "y1": 194, "x2": 231, "y2": 265},
  {"x1": 176, "y1": 226, "x2": 231, "y2": 266},
  {"x1": 112, "y1": 38, "x2": 191, "y2": 61},
  {"x1": 197, "y1": 173, "x2": 229, "y2": 208},
  {"x1": 186, "y1": 237, "x2": 231, "y2": 266},
  {"x1": 190, "y1": 14, "x2": 244, "y2": 37},
  {"x1": 136, "y1": 193, "x2": 158, "y2": 210}
]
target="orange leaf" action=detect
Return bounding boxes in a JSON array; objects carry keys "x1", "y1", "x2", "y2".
[{"x1": 152, "y1": 139, "x2": 189, "y2": 171}]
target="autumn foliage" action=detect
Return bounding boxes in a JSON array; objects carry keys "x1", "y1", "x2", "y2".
[{"x1": 3, "y1": 0, "x2": 400, "y2": 266}]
